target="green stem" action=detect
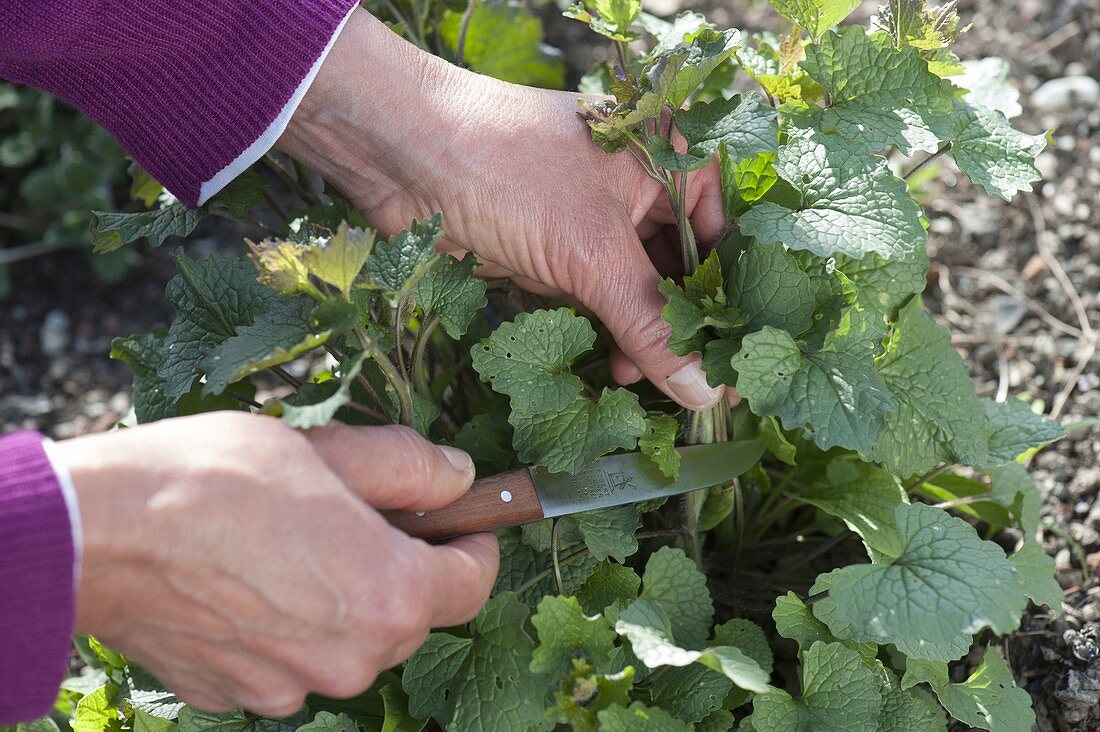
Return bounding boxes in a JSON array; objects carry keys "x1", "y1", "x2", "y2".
[
  {"x1": 382, "y1": 0, "x2": 426, "y2": 49},
  {"x1": 358, "y1": 327, "x2": 413, "y2": 426},
  {"x1": 342, "y1": 400, "x2": 391, "y2": 422},
  {"x1": 515, "y1": 548, "x2": 589, "y2": 596},
  {"x1": 270, "y1": 365, "x2": 302, "y2": 389},
  {"x1": 615, "y1": 41, "x2": 629, "y2": 72},
  {"x1": 454, "y1": 0, "x2": 478, "y2": 67},
  {"x1": 904, "y1": 142, "x2": 952, "y2": 181},
  {"x1": 393, "y1": 296, "x2": 408, "y2": 377},
  {"x1": 683, "y1": 407, "x2": 718, "y2": 567},
  {"x1": 263, "y1": 155, "x2": 317, "y2": 205},
  {"x1": 933, "y1": 493, "x2": 995, "y2": 510},
  {"x1": 210, "y1": 210, "x2": 279, "y2": 237},
  {"x1": 674, "y1": 173, "x2": 699, "y2": 273},
  {"x1": 328, "y1": 343, "x2": 390, "y2": 415},
  {"x1": 905, "y1": 463, "x2": 949, "y2": 493},
  {"x1": 224, "y1": 390, "x2": 262, "y2": 410},
  {"x1": 262, "y1": 189, "x2": 289, "y2": 221},
  {"x1": 291, "y1": 159, "x2": 320, "y2": 205},
  {"x1": 515, "y1": 528, "x2": 686, "y2": 597},
  {"x1": 412, "y1": 312, "x2": 441, "y2": 400},
  {"x1": 551, "y1": 518, "x2": 566, "y2": 596}
]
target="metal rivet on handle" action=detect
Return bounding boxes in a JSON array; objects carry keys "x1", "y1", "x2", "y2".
[{"x1": 500, "y1": 490, "x2": 513, "y2": 503}]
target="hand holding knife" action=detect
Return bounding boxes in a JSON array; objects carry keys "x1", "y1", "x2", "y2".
[{"x1": 384, "y1": 438, "x2": 766, "y2": 541}]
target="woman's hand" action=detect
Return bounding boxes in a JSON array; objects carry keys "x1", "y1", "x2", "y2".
[
  {"x1": 53, "y1": 412, "x2": 497, "y2": 716},
  {"x1": 279, "y1": 10, "x2": 726, "y2": 410}
]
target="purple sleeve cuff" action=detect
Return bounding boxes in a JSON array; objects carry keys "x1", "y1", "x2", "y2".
[
  {"x1": 0, "y1": 432, "x2": 75, "y2": 725},
  {"x1": 0, "y1": 0, "x2": 358, "y2": 207}
]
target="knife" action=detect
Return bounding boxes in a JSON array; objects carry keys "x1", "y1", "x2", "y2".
[{"x1": 383, "y1": 438, "x2": 766, "y2": 542}]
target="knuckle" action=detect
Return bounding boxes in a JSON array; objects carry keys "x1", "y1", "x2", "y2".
[
  {"x1": 247, "y1": 693, "x2": 307, "y2": 720},
  {"x1": 562, "y1": 227, "x2": 626, "y2": 295},
  {"x1": 311, "y1": 658, "x2": 379, "y2": 699},
  {"x1": 390, "y1": 426, "x2": 439, "y2": 493},
  {"x1": 388, "y1": 628, "x2": 431, "y2": 667},
  {"x1": 619, "y1": 306, "x2": 674, "y2": 362},
  {"x1": 385, "y1": 580, "x2": 434, "y2": 637}
]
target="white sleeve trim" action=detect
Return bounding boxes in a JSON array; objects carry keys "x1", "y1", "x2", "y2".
[
  {"x1": 196, "y1": 3, "x2": 358, "y2": 206},
  {"x1": 40, "y1": 438, "x2": 83, "y2": 589}
]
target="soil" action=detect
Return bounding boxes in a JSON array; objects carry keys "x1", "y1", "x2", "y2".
[{"x1": 1, "y1": 1, "x2": 1096, "y2": 728}]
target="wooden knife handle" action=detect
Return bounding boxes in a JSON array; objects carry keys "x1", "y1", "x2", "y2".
[{"x1": 382, "y1": 468, "x2": 546, "y2": 542}]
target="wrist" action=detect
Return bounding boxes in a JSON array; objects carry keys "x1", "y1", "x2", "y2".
[
  {"x1": 278, "y1": 10, "x2": 486, "y2": 220},
  {"x1": 51, "y1": 432, "x2": 153, "y2": 637}
]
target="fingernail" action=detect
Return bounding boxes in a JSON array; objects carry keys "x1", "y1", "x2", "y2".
[
  {"x1": 666, "y1": 363, "x2": 723, "y2": 410},
  {"x1": 440, "y1": 446, "x2": 475, "y2": 479}
]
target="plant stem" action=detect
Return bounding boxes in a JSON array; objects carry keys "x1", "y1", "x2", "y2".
[
  {"x1": 905, "y1": 463, "x2": 949, "y2": 493},
  {"x1": 455, "y1": 0, "x2": 478, "y2": 67},
  {"x1": 0, "y1": 211, "x2": 46, "y2": 233},
  {"x1": 516, "y1": 547, "x2": 590, "y2": 596},
  {"x1": 683, "y1": 406, "x2": 718, "y2": 567},
  {"x1": 372, "y1": 349, "x2": 413, "y2": 426},
  {"x1": 615, "y1": 41, "x2": 629, "y2": 73},
  {"x1": 551, "y1": 518, "x2": 566, "y2": 596},
  {"x1": 342, "y1": 400, "x2": 391, "y2": 422},
  {"x1": 393, "y1": 296, "x2": 408, "y2": 377},
  {"x1": 516, "y1": 528, "x2": 685, "y2": 597},
  {"x1": 675, "y1": 171, "x2": 699, "y2": 272},
  {"x1": 291, "y1": 159, "x2": 320, "y2": 204},
  {"x1": 657, "y1": 146, "x2": 712, "y2": 566},
  {"x1": 636, "y1": 528, "x2": 687, "y2": 540},
  {"x1": 804, "y1": 590, "x2": 829, "y2": 606},
  {"x1": 412, "y1": 312, "x2": 441, "y2": 400},
  {"x1": 0, "y1": 240, "x2": 67, "y2": 266},
  {"x1": 264, "y1": 155, "x2": 316, "y2": 205},
  {"x1": 357, "y1": 327, "x2": 413, "y2": 426},
  {"x1": 224, "y1": 390, "x2": 262, "y2": 410},
  {"x1": 270, "y1": 365, "x2": 302, "y2": 389},
  {"x1": 904, "y1": 142, "x2": 952, "y2": 181},
  {"x1": 932, "y1": 493, "x2": 996, "y2": 510},
  {"x1": 262, "y1": 189, "x2": 290, "y2": 221},
  {"x1": 210, "y1": 210, "x2": 279, "y2": 237}
]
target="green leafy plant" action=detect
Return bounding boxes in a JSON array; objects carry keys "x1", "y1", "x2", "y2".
[
  {"x1": 40, "y1": 2, "x2": 1069, "y2": 731},
  {"x1": 0, "y1": 84, "x2": 131, "y2": 295}
]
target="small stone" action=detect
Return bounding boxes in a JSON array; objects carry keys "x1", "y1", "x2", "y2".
[
  {"x1": 39, "y1": 309, "x2": 71, "y2": 358},
  {"x1": 1056, "y1": 547, "x2": 1073, "y2": 570},
  {"x1": 644, "y1": 0, "x2": 683, "y2": 15},
  {"x1": 108, "y1": 392, "x2": 130, "y2": 415},
  {"x1": 1032, "y1": 75, "x2": 1100, "y2": 113},
  {"x1": 1035, "y1": 151, "x2": 1059, "y2": 178},
  {"x1": 956, "y1": 202, "x2": 1000, "y2": 241},
  {"x1": 989, "y1": 295, "x2": 1027, "y2": 335}
]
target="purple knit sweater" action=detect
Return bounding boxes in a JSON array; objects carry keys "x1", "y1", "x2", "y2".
[
  {"x1": 0, "y1": 0, "x2": 357, "y2": 207},
  {"x1": 0, "y1": 433, "x2": 74, "y2": 723},
  {"x1": 1, "y1": 1, "x2": 356, "y2": 721}
]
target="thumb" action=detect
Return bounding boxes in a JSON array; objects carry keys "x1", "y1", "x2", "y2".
[
  {"x1": 572, "y1": 226, "x2": 723, "y2": 410},
  {"x1": 304, "y1": 423, "x2": 475, "y2": 511}
]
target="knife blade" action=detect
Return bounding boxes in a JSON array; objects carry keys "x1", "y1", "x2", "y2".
[{"x1": 383, "y1": 438, "x2": 766, "y2": 542}]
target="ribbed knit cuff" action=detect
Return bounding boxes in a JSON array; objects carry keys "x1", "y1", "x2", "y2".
[{"x1": 0, "y1": 432, "x2": 75, "y2": 725}]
